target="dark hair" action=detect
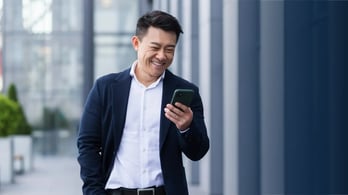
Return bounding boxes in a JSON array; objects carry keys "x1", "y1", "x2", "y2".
[{"x1": 136, "y1": 10, "x2": 183, "y2": 43}]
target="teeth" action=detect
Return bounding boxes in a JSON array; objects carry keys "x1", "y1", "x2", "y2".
[{"x1": 152, "y1": 62, "x2": 163, "y2": 66}]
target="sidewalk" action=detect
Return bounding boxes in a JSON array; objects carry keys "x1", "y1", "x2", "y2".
[
  {"x1": 0, "y1": 130, "x2": 207, "y2": 195},
  {"x1": 0, "y1": 154, "x2": 206, "y2": 195},
  {"x1": 0, "y1": 155, "x2": 82, "y2": 195}
]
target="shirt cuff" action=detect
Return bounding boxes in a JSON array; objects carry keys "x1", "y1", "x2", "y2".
[{"x1": 179, "y1": 128, "x2": 190, "y2": 133}]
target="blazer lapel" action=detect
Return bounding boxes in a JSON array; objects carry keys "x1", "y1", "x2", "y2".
[
  {"x1": 160, "y1": 71, "x2": 178, "y2": 149},
  {"x1": 111, "y1": 70, "x2": 132, "y2": 148}
]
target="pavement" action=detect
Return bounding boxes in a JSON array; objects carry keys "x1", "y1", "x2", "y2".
[
  {"x1": 0, "y1": 131, "x2": 207, "y2": 195},
  {"x1": 0, "y1": 154, "x2": 207, "y2": 195},
  {"x1": 0, "y1": 154, "x2": 82, "y2": 195}
]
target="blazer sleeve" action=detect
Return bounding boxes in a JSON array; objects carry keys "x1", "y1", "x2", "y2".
[
  {"x1": 177, "y1": 88, "x2": 210, "y2": 161},
  {"x1": 77, "y1": 80, "x2": 107, "y2": 195}
]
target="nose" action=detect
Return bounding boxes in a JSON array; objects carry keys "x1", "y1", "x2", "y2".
[{"x1": 156, "y1": 49, "x2": 166, "y2": 60}]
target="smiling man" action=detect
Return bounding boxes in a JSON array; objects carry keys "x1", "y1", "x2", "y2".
[{"x1": 77, "y1": 10, "x2": 210, "y2": 195}]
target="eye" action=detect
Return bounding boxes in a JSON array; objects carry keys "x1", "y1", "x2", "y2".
[
  {"x1": 165, "y1": 48, "x2": 175, "y2": 53},
  {"x1": 150, "y1": 46, "x2": 160, "y2": 51}
]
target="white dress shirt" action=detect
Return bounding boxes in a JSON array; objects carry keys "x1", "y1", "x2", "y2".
[{"x1": 105, "y1": 61, "x2": 165, "y2": 189}]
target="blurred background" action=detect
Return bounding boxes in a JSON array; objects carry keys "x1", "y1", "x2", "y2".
[{"x1": 0, "y1": 0, "x2": 347, "y2": 194}]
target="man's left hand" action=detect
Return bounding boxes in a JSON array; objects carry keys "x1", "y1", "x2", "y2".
[{"x1": 164, "y1": 103, "x2": 193, "y2": 131}]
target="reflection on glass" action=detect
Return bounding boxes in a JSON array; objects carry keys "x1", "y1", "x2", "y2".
[
  {"x1": 22, "y1": 0, "x2": 53, "y2": 33},
  {"x1": 94, "y1": 0, "x2": 138, "y2": 79},
  {"x1": 2, "y1": 0, "x2": 83, "y2": 125}
]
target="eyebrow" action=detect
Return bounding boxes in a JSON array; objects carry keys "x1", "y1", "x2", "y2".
[{"x1": 150, "y1": 42, "x2": 176, "y2": 48}]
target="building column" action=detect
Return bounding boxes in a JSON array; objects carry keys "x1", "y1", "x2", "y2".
[
  {"x1": 223, "y1": 0, "x2": 239, "y2": 194},
  {"x1": 199, "y1": 0, "x2": 224, "y2": 194},
  {"x1": 328, "y1": 2, "x2": 348, "y2": 193},
  {"x1": 260, "y1": 1, "x2": 284, "y2": 194},
  {"x1": 237, "y1": 0, "x2": 261, "y2": 194},
  {"x1": 82, "y1": 0, "x2": 94, "y2": 103}
]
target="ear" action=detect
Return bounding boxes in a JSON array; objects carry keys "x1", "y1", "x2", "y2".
[{"x1": 131, "y1": 36, "x2": 140, "y2": 51}]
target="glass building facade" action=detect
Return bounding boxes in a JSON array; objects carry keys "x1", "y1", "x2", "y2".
[
  {"x1": 94, "y1": 0, "x2": 137, "y2": 78},
  {"x1": 1, "y1": 0, "x2": 83, "y2": 125},
  {"x1": 0, "y1": 0, "x2": 139, "y2": 126}
]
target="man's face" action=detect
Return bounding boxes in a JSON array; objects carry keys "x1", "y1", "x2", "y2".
[{"x1": 132, "y1": 26, "x2": 177, "y2": 84}]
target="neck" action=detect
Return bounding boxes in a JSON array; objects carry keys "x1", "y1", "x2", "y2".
[{"x1": 134, "y1": 68, "x2": 160, "y2": 87}]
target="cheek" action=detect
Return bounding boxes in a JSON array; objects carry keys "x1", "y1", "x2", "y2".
[
  {"x1": 138, "y1": 51, "x2": 148, "y2": 60},
  {"x1": 166, "y1": 54, "x2": 174, "y2": 62}
]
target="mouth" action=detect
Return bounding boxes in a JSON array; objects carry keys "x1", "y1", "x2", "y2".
[{"x1": 151, "y1": 61, "x2": 165, "y2": 67}]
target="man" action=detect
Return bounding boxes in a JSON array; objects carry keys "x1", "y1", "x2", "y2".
[{"x1": 77, "y1": 10, "x2": 210, "y2": 195}]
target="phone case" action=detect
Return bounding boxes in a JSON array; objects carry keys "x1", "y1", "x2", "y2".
[{"x1": 170, "y1": 89, "x2": 194, "y2": 106}]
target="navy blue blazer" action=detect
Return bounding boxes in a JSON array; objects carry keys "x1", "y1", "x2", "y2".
[{"x1": 77, "y1": 68, "x2": 209, "y2": 195}]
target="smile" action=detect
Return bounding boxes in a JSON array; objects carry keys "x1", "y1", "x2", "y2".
[{"x1": 152, "y1": 61, "x2": 165, "y2": 67}]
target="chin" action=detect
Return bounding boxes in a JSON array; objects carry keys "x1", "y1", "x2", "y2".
[
  {"x1": 151, "y1": 69, "x2": 165, "y2": 77},
  {"x1": 152, "y1": 66, "x2": 165, "y2": 72}
]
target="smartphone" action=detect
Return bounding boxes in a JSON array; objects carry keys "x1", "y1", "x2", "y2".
[{"x1": 170, "y1": 89, "x2": 194, "y2": 107}]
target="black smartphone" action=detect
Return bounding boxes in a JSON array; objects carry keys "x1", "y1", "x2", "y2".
[{"x1": 170, "y1": 89, "x2": 194, "y2": 107}]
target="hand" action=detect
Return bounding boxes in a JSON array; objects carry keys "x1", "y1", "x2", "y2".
[{"x1": 164, "y1": 102, "x2": 193, "y2": 131}]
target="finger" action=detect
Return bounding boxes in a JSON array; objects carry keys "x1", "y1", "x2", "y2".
[
  {"x1": 165, "y1": 111, "x2": 180, "y2": 126},
  {"x1": 164, "y1": 107, "x2": 179, "y2": 121},
  {"x1": 164, "y1": 108, "x2": 189, "y2": 130},
  {"x1": 174, "y1": 102, "x2": 188, "y2": 112},
  {"x1": 166, "y1": 104, "x2": 183, "y2": 116}
]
